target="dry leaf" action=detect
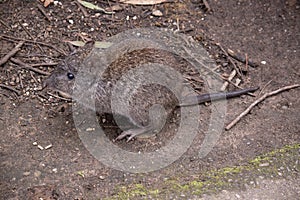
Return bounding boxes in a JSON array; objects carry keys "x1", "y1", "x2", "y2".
[
  {"x1": 94, "y1": 41, "x2": 113, "y2": 49},
  {"x1": 41, "y1": 0, "x2": 54, "y2": 7},
  {"x1": 119, "y1": 0, "x2": 169, "y2": 5},
  {"x1": 77, "y1": 0, "x2": 115, "y2": 14},
  {"x1": 66, "y1": 41, "x2": 86, "y2": 47}
]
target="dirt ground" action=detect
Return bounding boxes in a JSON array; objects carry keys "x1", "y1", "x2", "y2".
[{"x1": 0, "y1": 0, "x2": 299, "y2": 199}]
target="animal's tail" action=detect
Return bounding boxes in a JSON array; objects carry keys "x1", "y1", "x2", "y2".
[{"x1": 179, "y1": 87, "x2": 259, "y2": 107}]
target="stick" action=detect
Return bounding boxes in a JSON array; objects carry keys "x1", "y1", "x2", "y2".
[
  {"x1": 258, "y1": 80, "x2": 272, "y2": 97},
  {"x1": 203, "y1": 0, "x2": 212, "y2": 12},
  {"x1": 244, "y1": 53, "x2": 248, "y2": 72},
  {"x1": 182, "y1": 45, "x2": 245, "y2": 90},
  {"x1": 30, "y1": 71, "x2": 38, "y2": 84},
  {"x1": 0, "y1": 19, "x2": 10, "y2": 30},
  {"x1": 18, "y1": 22, "x2": 44, "y2": 53},
  {"x1": 47, "y1": 92, "x2": 72, "y2": 102},
  {"x1": 75, "y1": 0, "x2": 89, "y2": 17},
  {"x1": 217, "y1": 43, "x2": 243, "y2": 78},
  {"x1": 225, "y1": 84, "x2": 300, "y2": 130},
  {"x1": 19, "y1": 73, "x2": 24, "y2": 89},
  {"x1": 0, "y1": 84, "x2": 21, "y2": 95},
  {"x1": 37, "y1": 4, "x2": 51, "y2": 21},
  {"x1": 30, "y1": 62, "x2": 58, "y2": 67},
  {"x1": 1, "y1": 35, "x2": 66, "y2": 56},
  {"x1": 221, "y1": 70, "x2": 237, "y2": 91},
  {"x1": 0, "y1": 41, "x2": 25, "y2": 66},
  {"x1": 10, "y1": 58, "x2": 50, "y2": 76},
  {"x1": 227, "y1": 48, "x2": 258, "y2": 68}
]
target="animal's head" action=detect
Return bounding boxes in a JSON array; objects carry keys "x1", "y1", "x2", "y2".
[{"x1": 43, "y1": 55, "x2": 80, "y2": 98}]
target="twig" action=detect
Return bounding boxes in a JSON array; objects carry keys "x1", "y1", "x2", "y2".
[
  {"x1": 176, "y1": 18, "x2": 180, "y2": 31},
  {"x1": 0, "y1": 91, "x2": 9, "y2": 98},
  {"x1": 37, "y1": 93, "x2": 48, "y2": 101},
  {"x1": 10, "y1": 58, "x2": 50, "y2": 76},
  {"x1": 0, "y1": 83, "x2": 21, "y2": 95},
  {"x1": 47, "y1": 92, "x2": 72, "y2": 102},
  {"x1": 221, "y1": 70, "x2": 237, "y2": 91},
  {"x1": 177, "y1": 28, "x2": 194, "y2": 34},
  {"x1": 203, "y1": 0, "x2": 212, "y2": 12},
  {"x1": 244, "y1": 53, "x2": 248, "y2": 72},
  {"x1": 18, "y1": 22, "x2": 44, "y2": 53},
  {"x1": 225, "y1": 84, "x2": 300, "y2": 130},
  {"x1": 1, "y1": 35, "x2": 67, "y2": 56},
  {"x1": 0, "y1": 41, "x2": 25, "y2": 66},
  {"x1": 258, "y1": 80, "x2": 272, "y2": 97},
  {"x1": 75, "y1": 0, "x2": 89, "y2": 17},
  {"x1": 19, "y1": 73, "x2": 24, "y2": 89},
  {"x1": 227, "y1": 48, "x2": 258, "y2": 68},
  {"x1": 30, "y1": 62, "x2": 58, "y2": 67},
  {"x1": 0, "y1": 19, "x2": 10, "y2": 30},
  {"x1": 30, "y1": 71, "x2": 38, "y2": 84},
  {"x1": 37, "y1": 4, "x2": 51, "y2": 21},
  {"x1": 217, "y1": 43, "x2": 243, "y2": 78},
  {"x1": 182, "y1": 45, "x2": 245, "y2": 90}
]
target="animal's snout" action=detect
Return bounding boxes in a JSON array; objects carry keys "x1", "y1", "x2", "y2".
[
  {"x1": 42, "y1": 77, "x2": 51, "y2": 89},
  {"x1": 42, "y1": 74, "x2": 58, "y2": 91}
]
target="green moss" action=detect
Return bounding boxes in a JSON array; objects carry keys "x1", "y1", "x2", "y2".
[
  {"x1": 250, "y1": 144, "x2": 299, "y2": 165},
  {"x1": 250, "y1": 156, "x2": 271, "y2": 165},
  {"x1": 218, "y1": 166, "x2": 243, "y2": 174},
  {"x1": 106, "y1": 143, "x2": 300, "y2": 199},
  {"x1": 190, "y1": 180, "x2": 204, "y2": 188},
  {"x1": 130, "y1": 184, "x2": 147, "y2": 196},
  {"x1": 106, "y1": 183, "x2": 161, "y2": 200}
]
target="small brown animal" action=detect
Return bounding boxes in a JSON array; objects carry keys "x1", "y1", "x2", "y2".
[{"x1": 44, "y1": 41, "x2": 258, "y2": 141}]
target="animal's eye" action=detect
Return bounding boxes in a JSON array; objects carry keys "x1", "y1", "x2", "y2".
[{"x1": 67, "y1": 72, "x2": 75, "y2": 80}]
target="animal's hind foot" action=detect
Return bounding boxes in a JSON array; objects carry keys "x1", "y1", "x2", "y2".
[{"x1": 115, "y1": 127, "x2": 154, "y2": 142}]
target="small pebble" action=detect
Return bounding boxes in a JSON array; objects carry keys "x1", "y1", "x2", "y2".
[
  {"x1": 259, "y1": 162, "x2": 270, "y2": 167},
  {"x1": 261, "y1": 60, "x2": 267, "y2": 65},
  {"x1": 38, "y1": 145, "x2": 44, "y2": 150},
  {"x1": 34, "y1": 170, "x2": 41, "y2": 177},
  {"x1": 86, "y1": 127, "x2": 95, "y2": 131},
  {"x1": 45, "y1": 144, "x2": 52, "y2": 149},
  {"x1": 54, "y1": 1, "x2": 62, "y2": 6},
  {"x1": 68, "y1": 19, "x2": 74, "y2": 24},
  {"x1": 152, "y1": 10, "x2": 163, "y2": 17},
  {"x1": 282, "y1": 105, "x2": 288, "y2": 109},
  {"x1": 23, "y1": 171, "x2": 31, "y2": 176},
  {"x1": 222, "y1": 62, "x2": 228, "y2": 67}
]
